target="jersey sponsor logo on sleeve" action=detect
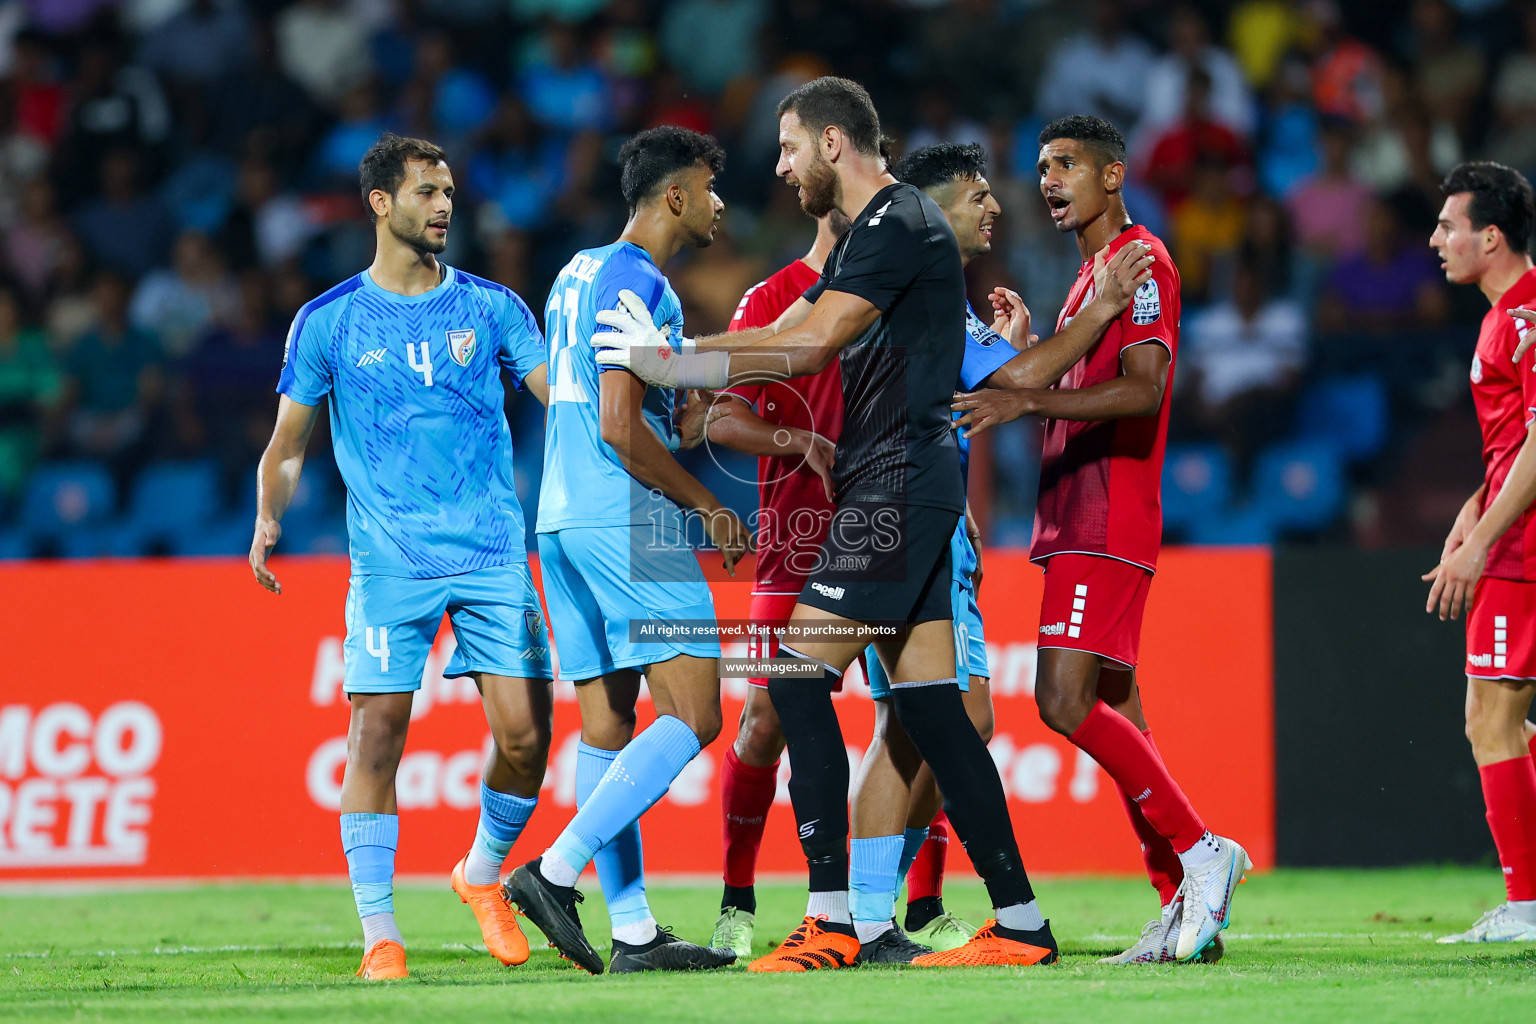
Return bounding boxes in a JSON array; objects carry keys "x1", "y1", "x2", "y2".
[
  {"x1": 1131, "y1": 279, "x2": 1161, "y2": 326},
  {"x1": 447, "y1": 328, "x2": 476, "y2": 366},
  {"x1": 867, "y1": 201, "x2": 893, "y2": 225}
]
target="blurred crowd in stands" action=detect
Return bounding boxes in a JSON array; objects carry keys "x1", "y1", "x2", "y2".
[{"x1": 0, "y1": 0, "x2": 1524, "y2": 558}]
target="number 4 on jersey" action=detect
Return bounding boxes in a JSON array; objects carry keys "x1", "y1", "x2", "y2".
[{"x1": 406, "y1": 342, "x2": 434, "y2": 387}]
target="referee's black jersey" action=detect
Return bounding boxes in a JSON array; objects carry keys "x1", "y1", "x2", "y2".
[{"x1": 804, "y1": 181, "x2": 966, "y2": 513}]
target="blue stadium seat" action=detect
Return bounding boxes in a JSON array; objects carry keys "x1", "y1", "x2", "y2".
[
  {"x1": 121, "y1": 460, "x2": 223, "y2": 552},
  {"x1": 19, "y1": 462, "x2": 116, "y2": 546},
  {"x1": 1293, "y1": 374, "x2": 1389, "y2": 463},
  {"x1": 1186, "y1": 504, "x2": 1278, "y2": 545},
  {"x1": 1251, "y1": 440, "x2": 1347, "y2": 532},
  {"x1": 1161, "y1": 443, "x2": 1234, "y2": 529}
]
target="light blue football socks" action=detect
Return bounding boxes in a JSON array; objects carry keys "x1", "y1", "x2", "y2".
[
  {"x1": 577, "y1": 741, "x2": 657, "y2": 943},
  {"x1": 543, "y1": 715, "x2": 701, "y2": 892},
  {"x1": 341, "y1": 812, "x2": 403, "y2": 947},
  {"x1": 850, "y1": 834, "x2": 905, "y2": 942},
  {"x1": 463, "y1": 784, "x2": 538, "y2": 885}
]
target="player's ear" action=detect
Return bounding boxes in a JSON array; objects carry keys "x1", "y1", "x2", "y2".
[
  {"x1": 823, "y1": 125, "x2": 841, "y2": 162},
  {"x1": 1101, "y1": 159, "x2": 1125, "y2": 194},
  {"x1": 369, "y1": 188, "x2": 391, "y2": 220},
  {"x1": 666, "y1": 181, "x2": 686, "y2": 217}
]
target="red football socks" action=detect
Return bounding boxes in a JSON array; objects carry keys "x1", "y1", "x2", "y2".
[
  {"x1": 1071, "y1": 701, "x2": 1207, "y2": 854},
  {"x1": 1114, "y1": 729, "x2": 1185, "y2": 905},
  {"x1": 908, "y1": 812, "x2": 950, "y2": 902},
  {"x1": 721, "y1": 747, "x2": 779, "y2": 888},
  {"x1": 1480, "y1": 755, "x2": 1536, "y2": 902}
]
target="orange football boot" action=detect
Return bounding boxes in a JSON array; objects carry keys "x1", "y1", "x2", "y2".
[
  {"x1": 747, "y1": 916, "x2": 860, "y2": 973},
  {"x1": 356, "y1": 939, "x2": 408, "y2": 979},
  {"x1": 451, "y1": 856, "x2": 530, "y2": 966},
  {"x1": 910, "y1": 920, "x2": 1058, "y2": 967}
]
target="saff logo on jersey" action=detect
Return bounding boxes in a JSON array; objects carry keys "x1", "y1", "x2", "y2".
[
  {"x1": 1471, "y1": 353, "x2": 1484, "y2": 383},
  {"x1": 1131, "y1": 279, "x2": 1161, "y2": 325},
  {"x1": 446, "y1": 328, "x2": 476, "y2": 366}
]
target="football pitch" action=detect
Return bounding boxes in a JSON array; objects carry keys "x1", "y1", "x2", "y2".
[{"x1": 1, "y1": 869, "x2": 1530, "y2": 1023}]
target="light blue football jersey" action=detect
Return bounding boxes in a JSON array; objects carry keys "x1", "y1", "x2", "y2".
[
  {"x1": 276, "y1": 265, "x2": 547, "y2": 578},
  {"x1": 537, "y1": 241, "x2": 685, "y2": 535},
  {"x1": 951, "y1": 301, "x2": 1018, "y2": 581}
]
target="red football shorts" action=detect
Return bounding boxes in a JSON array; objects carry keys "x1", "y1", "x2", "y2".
[
  {"x1": 1466, "y1": 576, "x2": 1536, "y2": 680},
  {"x1": 1037, "y1": 553, "x2": 1153, "y2": 668},
  {"x1": 746, "y1": 589, "x2": 848, "y2": 691}
]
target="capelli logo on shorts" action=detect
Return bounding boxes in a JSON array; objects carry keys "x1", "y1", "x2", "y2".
[
  {"x1": 811, "y1": 582, "x2": 845, "y2": 601},
  {"x1": 1040, "y1": 622, "x2": 1067, "y2": 636},
  {"x1": 1468, "y1": 652, "x2": 1493, "y2": 668}
]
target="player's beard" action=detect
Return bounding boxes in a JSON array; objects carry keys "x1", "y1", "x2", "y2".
[
  {"x1": 797, "y1": 151, "x2": 838, "y2": 218},
  {"x1": 389, "y1": 212, "x2": 448, "y2": 255}
]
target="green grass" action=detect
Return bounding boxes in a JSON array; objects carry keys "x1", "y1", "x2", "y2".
[{"x1": 0, "y1": 869, "x2": 1530, "y2": 1023}]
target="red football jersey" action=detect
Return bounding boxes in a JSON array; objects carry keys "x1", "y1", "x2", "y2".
[
  {"x1": 1031, "y1": 225, "x2": 1180, "y2": 572},
  {"x1": 723, "y1": 258, "x2": 843, "y2": 590},
  {"x1": 1471, "y1": 267, "x2": 1536, "y2": 581}
]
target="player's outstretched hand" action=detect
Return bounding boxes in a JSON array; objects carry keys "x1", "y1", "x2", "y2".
[
  {"x1": 677, "y1": 389, "x2": 730, "y2": 450},
  {"x1": 988, "y1": 287, "x2": 1037, "y2": 348},
  {"x1": 801, "y1": 430, "x2": 837, "y2": 502},
  {"x1": 951, "y1": 388, "x2": 1041, "y2": 437},
  {"x1": 1422, "y1": 539, "x2": 1488, "y2": 621},
  {"x1": 250, "y1": 517, "x2": 283, "y2": 594},
  {"x1": 1509, "y1": 308, "x2": 1536, "y2": 363},
  {"x1": 705, "y1": 507, "x2": 753, "y2": 576},
  {"x1": 1094, "y1": 241, "x2": 1154, "y2": 314}
]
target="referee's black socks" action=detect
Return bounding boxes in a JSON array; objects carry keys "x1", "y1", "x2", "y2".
[
  {"x1": 891, "y1": 680, "x2": 1038, "y2": 911},
  {"x1": 768, "y1": 649, "x2": 850, "y2": 901}
]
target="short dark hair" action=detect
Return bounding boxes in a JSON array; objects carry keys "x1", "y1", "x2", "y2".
[
  {"x1": 359, "y1": 133, "x2": 448, "y2": 222},
  {"x1": 896, "y1": 143, "x2": 988, "y2": 194},
  {"x1": 1038, "y1": 114, "x2": 1127, "y2": 169},
  {"x1": 776, "y1": 76, "x2": 882, "y2": 157},
  {"x1": 1441, "y1": 161, "x2": 1536, "y2": 255},
  {"x1": 617, "y1": 126, "x2": 726, "y2": 211}
]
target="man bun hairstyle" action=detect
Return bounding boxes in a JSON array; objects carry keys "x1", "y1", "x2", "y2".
[
  {"x1": 618, "y1": 125, "x2": 726, "y2": 212},
  {"x1": 1038, "y1": 114, "x2": 1127, "y2": 169},
  {"x1": 359, "y1": 132, "x2": 448, "y2": 223},
  {"x1": 776, "y1": 76, "x2": 883, "y2": 157},
  {"x1": 1441, "y1": 161, "x2": 1536, "y2": 256},
  {"x1": 896, "y1": 142, "x2": 988, "y2": 194}
]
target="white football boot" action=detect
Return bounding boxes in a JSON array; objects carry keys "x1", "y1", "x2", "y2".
[
  {"x1": 1100, "y1": 888, "x2": 1226, "y2": 964},
  {"x1": 1175, "y1": 837, "x2": 1251, "y2": 962},
  {"x1": 1435, "y1": 904, "x2": 1536, "y2": 943}
]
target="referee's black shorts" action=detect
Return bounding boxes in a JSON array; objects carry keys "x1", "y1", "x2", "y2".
[{"x1": 796, "y1": 501, "x2": 958, "y2": 625}]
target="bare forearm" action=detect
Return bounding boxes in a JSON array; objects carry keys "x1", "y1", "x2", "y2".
[
  {"x1": 1468, "y1": 431, "x2": 1536, "y2": 550},
  {"x1": 1020, "y1": 377, "x2": 1164, "y2": 421},
  {"x1": 610, "y1": 428, "x2": 721, "y2": 514},
  {"x1": 256, "y1": 446, "x2": 305, "y2": 521},
  {"x1": 709, "y1": 407, "x2": 813, "y2": 459},
  {"x1": 988, "y1": 300, "x2": 1118, "y2": 390}
]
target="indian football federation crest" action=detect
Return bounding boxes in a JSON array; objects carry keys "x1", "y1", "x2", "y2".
[
  {"x1": 447, "y1": 328, "x2": 476, "y2": 366},
  {"x1": 524, "y1": 610, "x2": 543, "y2": 638}
]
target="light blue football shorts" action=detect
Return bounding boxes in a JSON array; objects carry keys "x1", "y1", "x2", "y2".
[
  {"x1": 864, "y1": 572, "x2": 988, "y2": 699},
  {"x1": 343, "y1": 560, "x2": 553, "y2": 693},
  {"x1": 538, "y1": 526, "x2": 720, "y2": 681}
]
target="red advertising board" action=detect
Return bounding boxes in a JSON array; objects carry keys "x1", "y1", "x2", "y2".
[{"x1": 0, "y1": 548, "x2": 1271, "y2": 880}]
